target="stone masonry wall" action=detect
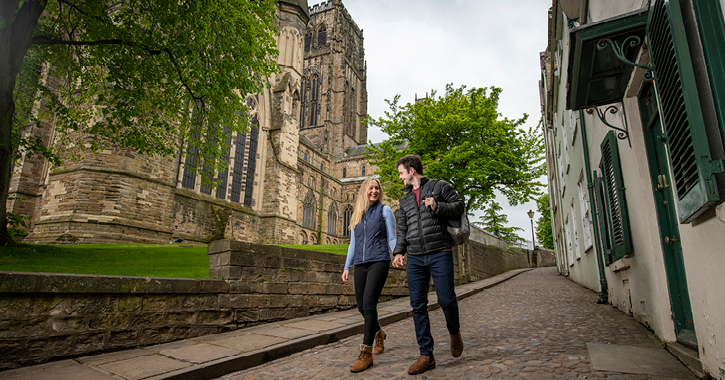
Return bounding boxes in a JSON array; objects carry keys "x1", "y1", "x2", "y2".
[
  {"x1": 0, "y1": 242, "x2": 406, "y2": 370},
  {"x1": 0, "y1": 239, "x2": 537, "y2": 370}
]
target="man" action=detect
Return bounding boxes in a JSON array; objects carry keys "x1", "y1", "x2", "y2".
[{"x1": 392, "y1": 154, "x2": 464, "y2": 375}]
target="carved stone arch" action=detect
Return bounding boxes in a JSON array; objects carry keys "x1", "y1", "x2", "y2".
[
  {"x1": 278, "y1": 27, "x2": 299, "y2": 68},
  {"x1": 299, "y1": 230, "x2": 308, "y2": 244}
]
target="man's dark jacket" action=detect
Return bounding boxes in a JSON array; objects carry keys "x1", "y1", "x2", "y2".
[{"x1": 393, "y1": 177, "x2": 465, "y2": 256}]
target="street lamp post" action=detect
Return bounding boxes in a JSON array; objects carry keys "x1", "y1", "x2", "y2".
[{"x1": 527, "y1": 209, "x2": 536, "y2": 250}]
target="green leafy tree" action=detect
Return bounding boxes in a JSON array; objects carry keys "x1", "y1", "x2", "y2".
[
  {"x1": 0, "y1": 0, "x2": 280, "y2": 244},
  {"x1": 535, "y1": 193, "x2": 555, "y2": 249},
  {"x1": 367, "y1": 84, "x2": 545, "y2": 212},
  {"x1": 474, "y1": 201, "x2": 524, "y2": 243}
]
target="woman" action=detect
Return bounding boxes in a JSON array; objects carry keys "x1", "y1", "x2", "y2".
[{"x1": 341, "y1": 177, "x2": 397, "y2": 373}]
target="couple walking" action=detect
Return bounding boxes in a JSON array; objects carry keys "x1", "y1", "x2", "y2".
[{"x1": 341, "y1": 154, "x2": 465, "y2": 375}]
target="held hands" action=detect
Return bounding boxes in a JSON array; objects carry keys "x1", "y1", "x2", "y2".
[
  {"x1": 341, "y1": 269, "x2": 350, "y2": 283},
  {"x1": 392, "y1": 254, "x2": 405, "y2": 268}
]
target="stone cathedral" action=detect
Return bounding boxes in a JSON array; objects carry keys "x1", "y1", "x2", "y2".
[{"x1": 8, "y1": 0, "x2": 380, "y2": 246}]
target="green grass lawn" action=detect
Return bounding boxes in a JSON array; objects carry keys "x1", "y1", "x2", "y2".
[
  {"x1": 0, "y1": 243, "x2": 210, "y2": 278},
  {"x1": 275, "y1": 244, "x2": 348, "y2": 256},
  {"x1": 0, "y1": 243, "x2": 349, "y2": 278}
]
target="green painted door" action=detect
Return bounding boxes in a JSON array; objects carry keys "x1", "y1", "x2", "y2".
[{"x1": 640, "y1": 85, "x2": 697, "y2": 348}]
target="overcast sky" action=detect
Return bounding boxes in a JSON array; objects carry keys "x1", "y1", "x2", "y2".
[{"x1": 340, "y1": 0, "x2": 552, "y2": 246}]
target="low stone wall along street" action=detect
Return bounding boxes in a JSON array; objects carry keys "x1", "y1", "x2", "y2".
[{"x1": 0, "y1": 239, "x2": 551, "y2": 370}]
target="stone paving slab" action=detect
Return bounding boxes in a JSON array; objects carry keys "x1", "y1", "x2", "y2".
[
  {"x1": 0, "y1": 359, "x2": 117, "y2": 380},
  {"x1": 77, "y1": 349, "x2": 152, "y2": 366},
  {"x1": 250, "y1": 326, "x2": 315, "y2": 339},
  {"x1": 159, "y1": 343, "x2": 239, "y2": 364},
  {"x1": 208, "y1": 333, "x2": 288, "y2": 352},
  {"x1": 0, "y1": 269, "x2": 531, "y2": 380},
  {"x1": 588, "y1": 343, "x2": 696, "y2": 378},
  {"x1": 284, "y1": 319, "x2": 346, "y2": 332},
  {"x1": 98, "y1": 355, "x2": 192, "y2": 380}
]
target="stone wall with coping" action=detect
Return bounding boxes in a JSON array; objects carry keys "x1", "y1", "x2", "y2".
[{"x1": 0, "y1": 239, "x2": 541, "y2": 370}]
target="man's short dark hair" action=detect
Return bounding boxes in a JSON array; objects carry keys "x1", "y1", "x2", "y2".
[{"x1": 396, "y1": 154, "x2": 423, "y2": 175}]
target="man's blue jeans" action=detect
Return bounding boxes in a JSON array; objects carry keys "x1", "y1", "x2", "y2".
[{"x1": 407, "y1": 251, "x2": 460, "y2": 355}]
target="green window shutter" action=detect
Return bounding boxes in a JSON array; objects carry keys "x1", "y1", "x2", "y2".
[
  {"x1": 647, "y1": 0, "x2": 720, "y2": 223},
  {"x1": 600, "y1": 131, "x2": 633, "y2": 262},
  {"x1": 593, "y1": 171, "x2": 615, "y2": 265},
  {"x1": 692, "y1": 0, "x2": 725, "y2": 149}
]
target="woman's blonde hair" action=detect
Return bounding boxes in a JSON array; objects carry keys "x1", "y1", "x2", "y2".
[{"x1": 350, "y1": 177, "x2": 383, "y2": 230}]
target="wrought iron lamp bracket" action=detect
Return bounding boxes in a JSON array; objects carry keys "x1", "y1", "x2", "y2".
[
  {"x1": 597, "y1": 36, "x2": 655, "y2": 82},
  {"x1": 586, "y1": 104, "x2": 632, "y2": 147}
]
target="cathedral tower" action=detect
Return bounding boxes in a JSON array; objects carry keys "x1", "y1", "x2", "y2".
[{"x1": 300, "y1": 0, "x2": 367, "y2": 158}]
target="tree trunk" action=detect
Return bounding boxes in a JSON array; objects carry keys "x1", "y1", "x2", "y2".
[
  {"x1": 0, "y1": 0, "x2": 46, "y2": 245},
  {"x1": 0, "y1": 89, "x2": 15, "y2": 245}
]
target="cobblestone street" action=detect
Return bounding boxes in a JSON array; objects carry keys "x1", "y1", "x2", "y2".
[{"x1": 218, "y1": 267, "x2": 694, "y2": 380}]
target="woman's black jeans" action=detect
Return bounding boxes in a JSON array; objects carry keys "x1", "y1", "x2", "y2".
[{"x1": 353, "y1": 260, "x2": 390, "y2": 346}]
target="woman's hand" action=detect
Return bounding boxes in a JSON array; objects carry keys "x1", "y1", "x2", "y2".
[
  {"x1": 341, "y1": 269, "x2": 350, "y2": 282},
  {"x1": 393, "y1": 254, "x2": 405, "y2": 268}
]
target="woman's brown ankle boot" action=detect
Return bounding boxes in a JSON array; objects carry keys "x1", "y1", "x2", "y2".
[
  {"x1": 373, "y1": 329, "x2": 386, "y2": 354},
  {"x1": 350, "y1": 344, "x2": 373, "y2": 372}
]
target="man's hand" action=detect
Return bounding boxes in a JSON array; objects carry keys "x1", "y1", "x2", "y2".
[
  {"x1": 341, "y1": 269, "x2": 350, "y2": 282},
  {"x1": 392, "y1": 254, "x2": 405, "y2": 268},
  {"x1": 424, "y1": 197, "x2": 437, "y2": 210}
]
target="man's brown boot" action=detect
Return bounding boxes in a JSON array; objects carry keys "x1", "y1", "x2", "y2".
[
  {"x1": 373, "y1": 329, "x2": 386, "y2": 354},
  {"x1": 350, "y1": 344, "x2": 373, "y2": 373},
  {"x1": 450, "y1": 332, "x2": 463, "y2": 357},
  {"x1": 408, "y1": 353, "x2": 436, "y2": 375}
]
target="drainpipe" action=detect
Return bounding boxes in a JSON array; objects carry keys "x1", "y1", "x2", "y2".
[{"x1": 579, "y1": 110, "x2": 608, "y2": 304}]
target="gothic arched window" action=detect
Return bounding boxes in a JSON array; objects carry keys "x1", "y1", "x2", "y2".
[
  {"x1": 242, "y1": 115, "x2": 259, "y2": 207},
  {"x1": 349, "y1": 87, "x2": 356, "y2": 138},
  {"x1": 300, "y1": 79, "x2": 307, "y2": 128},
  {"x1": 303, "y1": 191, "x2": 316, "y2": 229},
  {"x1": 328, "y1": 204, "x2": 337, "y2": 235},
  {"x1": 317, "y1": 25, "x2": 327, "y2": 46},
  {"x1": 292, "y1": 90, "x2": 299, "y2": 120},
  {"x1": 342, "y1": 167, "x2": 347, "y2": 178},
  {"x1": 215, "y1": 125, "x2": 232, "y2": 200},
  {"x1": 344, "y1": 81, "x2": 351, "y2": 136},
  {"x1": 310, "y1": 75, "x2": 319, "y2": 126},
  {"x1": 343, "y1": 204, "x2": 353, "y2": 237},
  {"x1": 230, "y1": 130, "x2": 247, "y2": 203},
  {"x1": 361, "y1": 165, "x2": 366, "y2": 176},
  {"x1": 304, "y1": 31, "x2": 312, "y2": 52}
]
